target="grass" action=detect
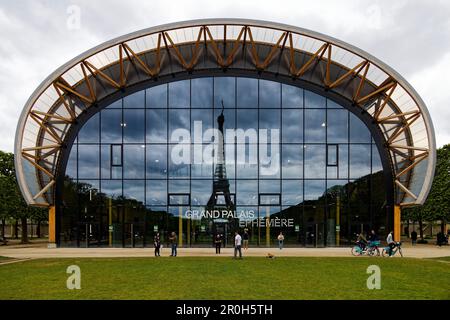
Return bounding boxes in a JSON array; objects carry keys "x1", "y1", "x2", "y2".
[{"x1": 0, "y1": 257, "x2": 449, "y2": 300}]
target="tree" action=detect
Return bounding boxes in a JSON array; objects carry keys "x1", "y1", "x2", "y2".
[{"x1": 403, "y1": 144, "x2": 450, "y2": 239}]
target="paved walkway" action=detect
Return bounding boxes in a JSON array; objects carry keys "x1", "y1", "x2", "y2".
[{"x1": 1, "y1": 244, "x2": 449, "y2": 259}]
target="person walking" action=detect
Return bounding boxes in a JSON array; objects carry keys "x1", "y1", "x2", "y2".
[
  {"x1": 410, "y1": 230, "x2": 417, "y2": 246},
  {"x1": 214, "y1": 233, "x2": 222, "y2": 254},
  {"x1": 154, "y1": 232, "x2": 161, "y2": 257},
  {"x1": 243, "y1": 229, "x2": 249, "y2": 250},
  {"x1": 386, "y1": 231, "x2": 395, "y2": 257},
  {"x1": 169, "y1": 231, "x2": 178, "y2": 257},
  {"x1": 234, "y1": 231, "x2": 242, "y2": 259},
  {"x1": 277, "y1": 232, "x2": 285, "y2": 250}
]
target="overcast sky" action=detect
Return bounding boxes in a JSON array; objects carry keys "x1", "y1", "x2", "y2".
[{"x1": 0, "y1": 0, "x2": 449, "y2": 152}]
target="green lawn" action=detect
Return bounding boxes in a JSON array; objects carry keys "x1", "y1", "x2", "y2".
[{"x1": 0, "y1": 257, "x2": 448, "y2": 300}]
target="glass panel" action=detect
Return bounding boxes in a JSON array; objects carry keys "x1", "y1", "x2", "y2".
[
  {"x1": 191, "y1": 180, "x2": 213, "y2": 206},
  {"x1": 146, "y1": 84, "x2": 167, "y2": 108},
  {"x1": 78, "y1": 113, "x2": 99, "y2": 143},
  {"x1": 338, "y1": 144, "x2": 349, "y2": 179},
  {"x1": 282, "y1": 144, "x2": 303, "y2": 178},
  {"x1": 327, "y1": 109, "x2": 348, "y2": 143},
  {"x1": 65, "y1": 148, "x2": 77, "y2": 181},
  {"x1": 236, "y1": 180, "x2": 258, "y2": 205},
  {"x1": 282, "y1": 109, "x2": 303, "y2": 143},
  {"x1": 101, "y1": 109, "x2": 122, "y2": 143},
  {"x1": 146, "y1": 145, "x2": 167, "y2": 179},
  {"x1": 168, "y1": 179, "x2": 190, "y2": 194},
  {"x1": 259, "y1": 194, "x2": 280, "y2": 205},
  {"x1": 169, "y1": 194, "x2": 190, "y2": 205},
  {"x1": 146, "y1": 180, "x2": 167, "y2": 206},
  {"x1": 372, "y1": 144, "x2": 383, "y2": 173},
  {"x1": 282, "y1": 180, "x2": 303, "y2": 205},
  {"x1": 111, "y1": 144, "x2": 122, "y2": 166},
  {"x1": 191, "y1": 78, "x2": 213, "y2": 108},
  {"x1": 236, "y1": 144, "x2": 258, "y2": 178},
  {"x1": 123, "y1": 109, "x2": 145, "y2": 143},
  {"x1": 123, "y1": 91, "x2": 145, "y2": 108},
  {"x1": 169, "y1": 80, "x2": 190, "y2": 108},
  {"x1": 327, "y1": 144, "x2": 338, "y2": 166},
  {"x1": 237, "y1": 109, "x2": 258, "y2": 132},
  {"x1": 304, "y1": 145, "x2": 326, "y2": 179},
  {"x1": 191, "y1": 145, "x2": 213, "y2": 179},
  {"x1": 259, "y1": 109, "x2": 280, "y2": 130},
  {"x1": 123, "y1": 145, "x2": 145, "y2": 179},
  {"x1": 327, "y1": 99, "x2": 344, "y2": 109},
  {"x1": 305, "y1": 90, "x2": 326, "y2": 108},
  {"x1": 168, "y1": 145, "x2": 190, "y2": 178},
  {"x1": 259, "y1": 180, "x2": 280, "y2": 193},
  {"x1": 304, "y1": 180, "x2": 325, "y2": 201},
  {"x1": 304, "y1": 109, "x2": 326, "y2": 143},
  {"x1": 214, "y1": 108, "x2": 235, "y2": 132},
  {"x1": 100, "y1": 145, "x2": 110, "y2": 179},
  {"x1": 259, "y1": 80, "x2": 280, "y2": 108},
  {"x1": 101, "y1": 180, "x2": 122, "y2": 199},
  {"x1": 106, "y1": 99, "x2": 122, "y2": 109},
  {"x1": 191, "y1": 109, "x2": 213, "y2": 142},
  {"x1": 214, "y1": 77, "x2": 235, "y2": 108},
  {"x1": 78, "y1": 145, "x2": 99, "y2": 179},
  {"x1": 259, "y1": 144, "x2": 280, "y2": 179},
  {"x1": 146, "y1": 109, "x2": 167, "y2": 143},
  {"x1": 123, "y1": 180, "x2": 145, "y2": 204},
  {"x1": 169, "y1": 109, "x2": 190, "y2": 142},
  {"x1": 350, "y1": 144, "x2": 371, "y2": 179},
  {"x1": 350, "y1": 113, "x2": 371, "y2": 143},
  {"x1": 237, "y1": 78, "x2": 258, "y2": 108},
  {"x1": 282, "y1": 84, "x2": 303, "y2": 108}
]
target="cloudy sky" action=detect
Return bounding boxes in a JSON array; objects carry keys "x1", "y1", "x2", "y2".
[{"x1": 0, "y1": 0, "x2": 449, "y2": 152}]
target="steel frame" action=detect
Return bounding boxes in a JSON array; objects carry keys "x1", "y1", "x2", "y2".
[{"x1": 15, "y1": 19, "x2": 436, "y2": 208}]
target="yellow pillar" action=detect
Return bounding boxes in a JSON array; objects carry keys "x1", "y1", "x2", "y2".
[
  {"x1": 178, "y1": 206, "x2": 183, "y2": 247},
  {"x1": 266, "y1": 207, "x2": 270, "y2": 247},
  {"x1": 394, "y1": 205, "x2": 401, "y2": 242},
  {"x1": 48, "y1": 205, "x2": 56, "y2": 248},
  {"x1": 336, "y1": 195, "x2": 340, "y2": 246}
]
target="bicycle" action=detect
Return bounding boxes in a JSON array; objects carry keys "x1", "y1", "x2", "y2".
[
  {"x1": 351, "y1": 240, "x2": 380, "y2": 256},
  {"x1": 382, "y1": 241, "x2": 403, "y2": 257}
]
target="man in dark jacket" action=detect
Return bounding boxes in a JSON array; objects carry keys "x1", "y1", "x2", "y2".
[
  {"x1": 154, "y1": 232, "x2": 161, "y2": 257},
  {"x1": 214, "y1": 234, "x2": 222, "y2": 254},
  {"x1": 411, "y1": 230, "x2": 418, "y2": 246}
]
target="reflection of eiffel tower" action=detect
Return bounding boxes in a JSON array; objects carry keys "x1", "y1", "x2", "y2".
[{"x1": 207, "y1": 101, "x2": 235, "y2": 211}]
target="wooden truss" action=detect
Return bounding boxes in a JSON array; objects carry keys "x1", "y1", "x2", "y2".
[{"x1": 20, "y1": 23, "x2": 430, "y2": 206}]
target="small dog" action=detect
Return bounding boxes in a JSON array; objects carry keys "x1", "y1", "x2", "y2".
[{"x1": 266, "y1": 253, "x2": 275, "y2": 259}]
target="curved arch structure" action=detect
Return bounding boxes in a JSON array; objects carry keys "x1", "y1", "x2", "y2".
[{"x1": 15, "y1": 19, "x2": 436, "y2": 208}]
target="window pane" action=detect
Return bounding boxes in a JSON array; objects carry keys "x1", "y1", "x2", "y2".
[
  {"x1": 304, "y1": 180, "x2": 325, "y2": 201},
  {"x1": 372, "y1": 144, "x2": 383, "y2": 173},
  {"x1": 169, "y1": 80, "x2": 190, "y2": 108},
  {"x1": 237, "y1": 109, "x2": 258, "y2": 132},
  {"x1": 236, "y1": 144, "x2": 258, "y2": 178},
  {"x1": 259, "y1": 180, "x2": 280, "y2": 193},
  {"x1": 169, "y1": 194, "x2": 190, "y2": 205},
  {"x1": 259, "y1": 194, "x2": 280, "y2": 205},
  {"x1": 66, "y1": 146, "x2": 77, "y2": 180},
  {"x1": 168, "y1": 180, "x2": 189, "y2": 194},
  {"x1": 282, "y1": 144, "x2": 303, "y2": 178},
  {"x1": 101, "y1": 180, "x2": 122, "y2": 199},
  {"x1": 146, "y1": 109, "x2": 167, "y2": 143},
  {"x1": 305, "y1": 109, "x2": 326, "y2": 143},
  {"x1": 169, "y1": 109, "x2": 190, "y2": 142},
  {"x1": 101, "y1": 109, "x2": 122, "y2": 143},
  {"x1": 100, "y1": 145, "x2": 110, "y2": 179},
  {"x1": 146, "y1": 145, "x2": 167, "y2": 179},
  {"x1": 123, "y1": 145, "x2": 145, "y2": 179},
  {"x1": 146, "y1": 180, "x2": 167, "y2": 206},
  {"x1": 191, "y1": 180, "x2": 213, "y2": 206},
  {"x1": 191, "y1": 78, "x2": 213, "y2": 108},
  {"x1": 123, "y1": 180, "x2": 145, "y2": 204},
  {"x1": 259, "y1": 80, "x2": 280, "y2": 108},
  {"x1": 339, "y1": 144, "x2": 349, "y2": 179},
  {"x1": 214, "y1": 77, "x2": 235, "y2": 108},
  {"x1": 350, "y1": 145, "x2": 371, "y2": 179},
  {"x1": 282, "y1": 180, "x2": 303, "y2": 205},
  {"x1": 282, "y1": 84, "x2": 303, "y2": 108},
  {"x1": 305, "y1": 90, "x2": 326, "y2": 108},
  {"x1": 78, "y1": 145, "x2": 99, "y2": 179},
  {"x1": 237, "y1": 78, "x2": 257, "y2": 108},
  {"x1": 191, "y1": 109, "x2": 213, "y2": 142},
  {"x1": 123, "y1": 91, "x2": 145, "y2": 108},
  {"x1": 123, "y1": 109, "x2": 145, "y2": 143},
  {"x1": 327, "y1": 109, "x2": 348, "y2": 143},
  {"x1": 146, "y1": 84, "x2": 167, "y2": 108},
  {"x1": 236, "y1": 180, "x2": 258, "y2": 205},
  {"x1": 259, "y1": 109, "x2": 280, "y2": 130},
  {"x1": 304, "y1": 145, "x2": 326, "y2": 179},
  {"x1": 78, "y1": 113, "x2": 99, "y2": 143},
  {"x1": 327, "y1": 144, "x2": 338, "y2": 166},
  {"x1": 282, "y1": 109, "x2": 303, "y2": 143},
  {"x1": 169, "y1": 145, "x2": 190, "y2": 178},
  {"x1": 111, "y1": 144, "x2": 122, "y2": 166},
  {"x1": 350, "y1": 113, "x2": 371, "y2": 143},
  {"x1": 259, "y1": 144, "x2": 280, "y2": 179}
]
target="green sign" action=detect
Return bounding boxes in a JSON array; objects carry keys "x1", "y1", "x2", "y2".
[
  {"x1": 153, "y1": 225, "x2": 158, "y2": 232},
  {"x1": 108, "y1": 225, "x2": 114, "y2": 232},
  {"x1": 200, "y1": 225, "x2": 206, "y2": 232},
  {"x1": 336, "y1": 225, "x2": 340, "y2": 232},
  {"x1": 295, "y1": 225, "x2": 300, "y2": 232}
]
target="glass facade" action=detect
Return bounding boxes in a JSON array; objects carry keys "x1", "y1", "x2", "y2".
[{"x1": 59, "y1": 77, "x2": 388, "y2": 248}]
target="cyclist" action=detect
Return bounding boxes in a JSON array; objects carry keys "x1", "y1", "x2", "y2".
[
  {"x1": 357, "y1": 232, "x2": 368, "y2": 251},
  {"x1": 368, "y1": 230, "x2": 379, "y2": 242},
  {"x1": 386, "y1": 231, "x2": 395, "y2": 257}
]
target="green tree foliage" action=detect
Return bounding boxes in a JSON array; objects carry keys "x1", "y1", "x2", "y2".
[
  {"x1": 403, "y1": 144, "x2": 450, "y2": 238},
  {"x1": 0, "y1": 150, "x2": 47, "y2": 243}
]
